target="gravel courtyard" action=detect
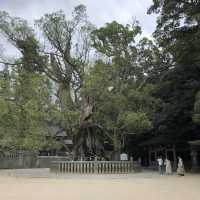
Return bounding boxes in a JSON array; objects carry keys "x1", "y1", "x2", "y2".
[{"x1": 0, "y1": 169, "x2": 199, "y2": 200}]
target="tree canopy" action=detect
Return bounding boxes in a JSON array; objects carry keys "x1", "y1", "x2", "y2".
[{"x1": 147, "y1": 0, "x2": 200, "y2": 137}]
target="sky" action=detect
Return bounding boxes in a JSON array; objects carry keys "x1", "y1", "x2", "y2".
[{"x1": 0, "y1": 0, "x2": 157, "y2": 57}]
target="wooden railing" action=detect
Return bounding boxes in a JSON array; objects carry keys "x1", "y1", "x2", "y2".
[{"x1": 51, "y1": 161, "x2": 140, "y2": 174}]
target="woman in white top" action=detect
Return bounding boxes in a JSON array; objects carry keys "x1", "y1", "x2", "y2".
[{"x1": 164, "y1": 158, "x2": 172, "y2": 175}]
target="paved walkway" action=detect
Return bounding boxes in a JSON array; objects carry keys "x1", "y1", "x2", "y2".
[
  {"x1": 0, "y1": 169, "x2": 199, "y2": 200},
  {"x1": 0, "y1": 168, "x2": 174, "y2": 179}
]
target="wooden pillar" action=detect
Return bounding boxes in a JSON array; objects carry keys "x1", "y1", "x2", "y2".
[
  {"x1": 148, "y1": 149, "x2": 151, "y2": 167},
  {"x1": 190, "y1": 146, "x2": 200, "y2": 172},
  {"x1": 173, "y1": 144, "x2": 177, "y2": 169},
  {"x1": 191, "y1": 150, "x2": 198, "y2": 169}
]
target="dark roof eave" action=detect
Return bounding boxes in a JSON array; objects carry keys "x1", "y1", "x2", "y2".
[{"x1": 139, "y1": 134, "x2": 178, "y2": 146}]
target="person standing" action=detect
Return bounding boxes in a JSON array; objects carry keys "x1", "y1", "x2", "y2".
[
  {"x1": 157, "y1": 156, "x2": 164, "y2": 175},
  {"x1": 177, "y1": 157, "x2": 185, "y2": 176},
  {"x1": 165, "y1": 158, "x2": 172, "y2": 175}
]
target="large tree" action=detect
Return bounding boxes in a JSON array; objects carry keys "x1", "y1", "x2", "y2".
[{"x1": 0, "y1": 5, "x2": 96, "y2": 156}]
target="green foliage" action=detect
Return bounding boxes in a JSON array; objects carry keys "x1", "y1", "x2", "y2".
[
  {"x1": 0, "y1": 64, "x2": 56, "y2": 151},
  {"x1": 148, "y1": 0, "x2": 200, "y2": 137},
  {"x1": 0, "y1": 70, "x2": 19, "y2": 150},
  {"x1": 1, "y1": 2, "x2": 199, "y2": 154},
  {"x1": 0, "y1": 5, "x2": 94, "y2": 152},
  {"x1": 118, "y1": 111, "x2": 152, "y2": 133},
  {"x1": 148, "y1": 0, "x2": 200, "y2": 65},
  {"x1": 91, "y1": 21, "x2": 144, "y2": 86},
  {"x1": 88, "y1": 21, "x2": 161, "y2": 140},
  {"x1": 85, "y1": 62, "x2": 157, "y2": 136},
  {"x1": 91, "y1": 20, "x2": 141, "y2": 57},
  {"x1": 0, "y1": 11, "x2": 34, "y2": 43}
]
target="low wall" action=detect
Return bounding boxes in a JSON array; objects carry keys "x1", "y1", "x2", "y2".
[
  {"x1": 36, "y1": 156, "x2": 70, "y2": 168},
  {"x1": 0, "y1": 153, "x2": 70, "y2": 169},
  {"x1": 0, "y1": 152, "x2": 37, "y2": 169}
]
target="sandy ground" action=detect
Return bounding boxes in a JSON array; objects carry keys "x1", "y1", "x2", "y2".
[{"x1": 0, "y1": 169, "x2": 200, "y2": 200}]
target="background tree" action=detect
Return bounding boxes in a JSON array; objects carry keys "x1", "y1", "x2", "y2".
[
  {"x1": 0, "y1": 62, "x2": 59, "y2": 151},
  {"x1": 148, "y1": 0, "x2": 200, "y2": 65},
  {"x1": 87, "y1": 21, "x2": 161, "y2": 158},
  {"x1": 148, "y1": 0, "x2": 200, "y2": 138},
  {"x1": 0, "y1": 67, "x2": 19, "y2": 151}
]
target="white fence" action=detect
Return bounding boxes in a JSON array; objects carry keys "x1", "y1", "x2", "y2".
[{"x1": 51, "y1": 161, "x2": 141, "y2": 174}]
